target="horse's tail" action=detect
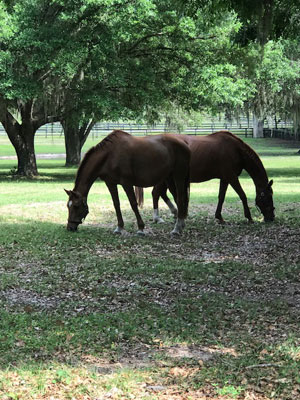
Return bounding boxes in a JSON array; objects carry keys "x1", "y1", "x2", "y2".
[{"x1": 134, "y1": 187, "x2": 144, "y2": 208}]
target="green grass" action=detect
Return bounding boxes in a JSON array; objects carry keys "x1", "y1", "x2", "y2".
[
  {"x1": 0, "y1": 134, "x2": 104, "y2": 157},
  {"x1": 0, "y1": 135, "x2": 299, "y2": 399}
]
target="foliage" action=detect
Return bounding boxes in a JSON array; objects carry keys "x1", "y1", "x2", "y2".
[
  {"x1": 0, "y1": 0, "x2": 255, "y2": 174},
  {"x1": 0, "y1": 0, "x2": 299, "y2": 173},
  {"x1": 240, "y1": 39, "x2": 300, "y2": 123}
]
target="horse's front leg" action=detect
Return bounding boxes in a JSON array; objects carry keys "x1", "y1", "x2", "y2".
[
  {"x1": 230, "y1": 178, "x2": 253, "y2": 223},
  {"x1": 215, "y1": 180, "x2": 228, "y2": 224},
  {"x1": 106, "y1": 182, "x2": 125, "y2": 234},
  {"x1": 123, "y1": 184, "x2": 145, "y2": 235}
]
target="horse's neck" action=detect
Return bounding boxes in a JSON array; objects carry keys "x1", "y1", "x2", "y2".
[
  {"x1": 74, "y1": 150, "x2": 103, "y2": 196},
  {"x1": 242, "y1": 147, "x2": 268, "y2": 191}
]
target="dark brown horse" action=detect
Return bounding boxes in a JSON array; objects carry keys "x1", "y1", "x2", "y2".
[
  {"x1": 65, "y1": 130, "x2": 190, "y2": 235},
  {"x1": 152, "y1": 131, "x2": 275, "y2": 223}
]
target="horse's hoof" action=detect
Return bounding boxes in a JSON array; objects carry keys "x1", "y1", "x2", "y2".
[
  {"x1": 216, "y1": 219, "x2": 226, "y2": 225},
  {"x1": 248, "y1": 219, "x2": 254, "y2": 224},
  {"x1": 137, "y1": 230, "x2": 145, "y2": 236},
  {"x1": 154, "y1": 217, "x2": 165, "y2": 224},
  {"x1": 113, "y1": 227, "x2": 124, "y2": 235},
  {"x1": 170, "y1": 230, "x2": 181, "y2": 236}
]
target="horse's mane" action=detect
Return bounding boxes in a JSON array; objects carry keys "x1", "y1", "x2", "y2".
[{"x1": 75, "y1": 130, "x2": 130, "y2": 185}]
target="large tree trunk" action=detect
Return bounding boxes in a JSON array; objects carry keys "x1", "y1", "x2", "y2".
[
  {"x1": 14, "y1": 126, "x2": 38, "y2": 176},
  {"x1": 63, "y1": 121, "x2": 81, "y2": 166},
  {"x1": 258, "y1": 0, "x2": 274, "y2": 47},
  {"x1": 62, "y1": 117, "x2": 96, "y2": 166},
  {"x1": 0, "y1": 105, "x2": 39, "y2": 176}
]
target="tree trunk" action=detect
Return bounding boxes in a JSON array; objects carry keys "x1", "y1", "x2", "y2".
[
  {"x1": 253, "y1": 114, "x2": 264, "y2": 138},
  {"x1": 14, "y1": 128, "x2": 38, "y2": 176},
  {"x1": 63, "y1": 122, "x2": 81, "y2": 166},
  {"x1": 0, "y1": 107, "x2": 38, "y2": 176},
  {"x1": 62, "y1": 117, "x2": 95, "y2": 166},
  {"x1": 258, "y1": 0, "x2": 274, "y2": 47},
  {"x1": 292, "y1": 102, "x2": 300, "y2": 141}
]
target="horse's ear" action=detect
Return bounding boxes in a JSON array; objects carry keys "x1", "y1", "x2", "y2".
[
  {"x1": 64, "y1": 189, "x2": 72, "y2": 196},
  {"x1": 65, "y1": 189, "x2": 80, "y2": 198},
  {"x1": 268, "y1": 180, "x2": 273, "y2": 187}
]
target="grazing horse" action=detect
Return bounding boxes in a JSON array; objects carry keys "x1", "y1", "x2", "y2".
[
  {"x1": 152, "y1": 131, "x2": 275, "y2": 224},
  {"x1": 65, "y1": 130, "x2": 190, "y2": 235}
]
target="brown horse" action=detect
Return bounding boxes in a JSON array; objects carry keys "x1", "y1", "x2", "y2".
[
  {"x1": 152, "y1": 131, "x2": 275, "y2": 224},
  {"x1": 65, "y1": 130, "x2": 190, "y2": 235}
]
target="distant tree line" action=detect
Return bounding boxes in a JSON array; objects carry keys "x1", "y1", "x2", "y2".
[{"x1": 0, "y1": 0, "x2": 299, "y2": 175}]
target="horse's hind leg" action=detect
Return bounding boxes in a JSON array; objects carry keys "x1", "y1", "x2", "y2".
[
  {"x1": 123, "y1": 184, "x2": 145, "y2": 235},
  {"x1": 152, "y1": 182, "x2": 177, "y2": 223},
  {"x1": 230, "y1": 178, "x2": 253, "y2": 222},
  {"x1": 152, "y1": 183, "x2": 165, "y2": 223},
  {"x1": 106, "y1": 182, "x2": 125, "y2": 234},
  {"x1": 166, "y1": 178, "x2": 178, "y2": 214},
  {"x1": 215, "y1": 180, "x2": 228, "y2": 224},
  {"x1": 170, "y1": 176, "x2": 189, "y2": 235}
]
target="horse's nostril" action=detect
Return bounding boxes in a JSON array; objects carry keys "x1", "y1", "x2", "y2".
[{"x1": 67, "y1": 224, "x2": 77, "y2": 232}]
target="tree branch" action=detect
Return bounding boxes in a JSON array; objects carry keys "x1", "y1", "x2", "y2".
[{"x1": 125, "y1": 32, "x2": 166, "y2": 54}]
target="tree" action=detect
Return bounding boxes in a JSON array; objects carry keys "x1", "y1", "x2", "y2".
[
  {"x1": 0, "y1": 0, "x2": 249, "y2": 172},
  {"x1": 0, "y1": 0, "x2": 81, "y2": 175},
  {"x1": 0, "y1": 0, "x2": 140, "y2": 174},
  {"x1": 58, "y1": 1, "x2": 247, "y2": 165},
  {"x1": 180, "y1": 0, "x2": 300, "y2": 137}
]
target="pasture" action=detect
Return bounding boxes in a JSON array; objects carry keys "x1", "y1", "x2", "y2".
[{"x1": 0, "y1": 135, "x2": 299, "y2": 399}]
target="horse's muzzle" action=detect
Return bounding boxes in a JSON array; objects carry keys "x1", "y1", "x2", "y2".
[
  {"x1": 264, "y1": 211, "x2": 275, "y2": 222},
  {"x1": 264, "y1": 216, "x2": 275, "y2": 223},
  {"x1": 67, "y1": 222, "x2": 79, "y2": 231}
]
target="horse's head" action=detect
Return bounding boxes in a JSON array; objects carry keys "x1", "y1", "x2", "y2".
[
  {"x1": 65, "y1": 189, "x2": 89, "y2": 231},
  {"x1": 255, "y1": 180, "x2": 275, "y2": 222}
]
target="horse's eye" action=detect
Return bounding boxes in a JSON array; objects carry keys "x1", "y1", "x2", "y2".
[{"x1": 261, "y1": 192, "x2": 265, "y2": 197}]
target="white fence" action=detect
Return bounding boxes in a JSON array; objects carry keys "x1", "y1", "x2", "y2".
[{"x1": 0, "y1": 118, "x2": 294, "y2": 138}]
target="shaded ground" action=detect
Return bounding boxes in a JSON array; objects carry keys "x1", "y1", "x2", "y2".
[{"x1": 0, "y1": 202, "x2": 299, "y2": 399}]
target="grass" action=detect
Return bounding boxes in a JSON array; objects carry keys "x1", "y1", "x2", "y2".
[{"x1": 0, "y1": 134, "x2": 299, "y2": 399}]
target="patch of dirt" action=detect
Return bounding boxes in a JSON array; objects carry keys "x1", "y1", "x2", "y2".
[
  {"x1": 1, "y1": 288, "x2": 60, "y2": 310},
  {"x1": 81, "y1": 344, "x2": 218, "y2": 374}
]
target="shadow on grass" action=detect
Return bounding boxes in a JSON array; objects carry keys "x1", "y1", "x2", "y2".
[
  {"x1": 0, "y1": 169, "x2": 299, "y2": 187},
  {"x1": 0, "y1": 219, "x2": 299, "y2": 398},
  {"x1": 0, "y1": 160, "x2": 77, "y2": 183}
]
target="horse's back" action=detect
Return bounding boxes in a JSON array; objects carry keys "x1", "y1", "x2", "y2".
[
  {"x1": 103, "y1": 132, "x2": 190, "y2": 187},
  {"x1": 133, "y1": 133, "x2": 190, "y2": 162},
  {"x1": 185, "y1": 131, "x2": 245, "y2": 182}
]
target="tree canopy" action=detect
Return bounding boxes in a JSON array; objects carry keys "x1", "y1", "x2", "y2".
[{"x1": 0, "y1": 0, "x2": 299, "y2": 174}]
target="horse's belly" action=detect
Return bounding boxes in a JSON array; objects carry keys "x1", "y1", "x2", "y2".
[
  {"x1": 130, "y1": 151, "x2": 172, "y2": 186},
  {"x1": 190, "y1": 167, "x2": 218, "y2": 182},
  {"x1": 133, "y1": 165, "x2": 171, "y2": 187}
]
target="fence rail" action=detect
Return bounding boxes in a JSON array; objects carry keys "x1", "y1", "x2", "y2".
[
  {"x1": 7, "y1": 122, "x2": 252, "y2": 138},
  {"x1": 88, "y1": 125, "x2": 253, "y2": 138},
  {"x1": 263, "y1": 128, "x2": 298, "y2": 141},
  {"x1": 0, "y1": 120, "x2": 295, "y2": 139}
]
